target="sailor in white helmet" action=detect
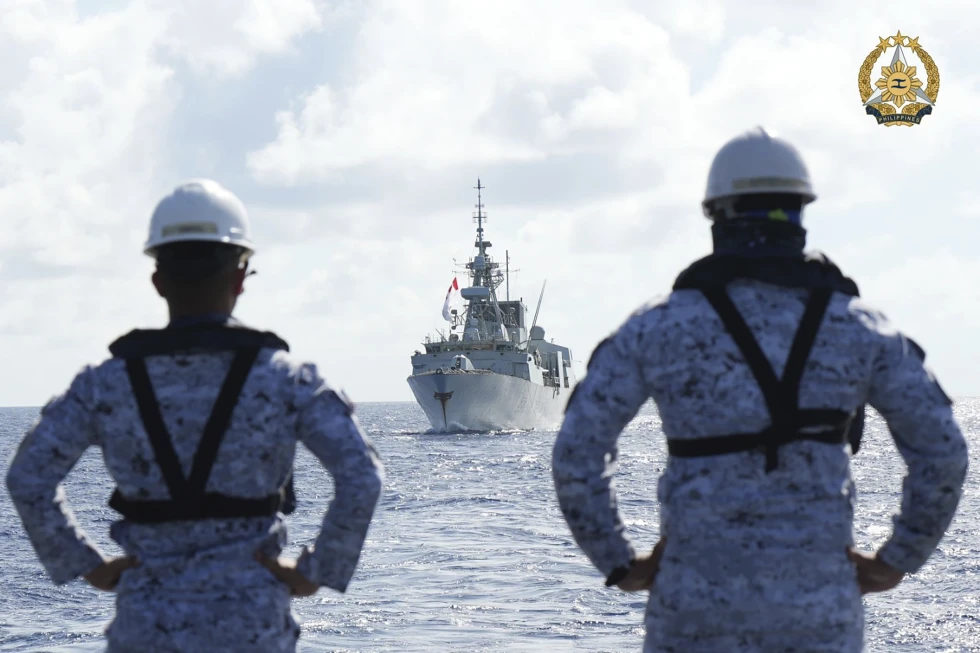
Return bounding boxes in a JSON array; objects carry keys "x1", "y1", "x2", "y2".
[
  {"x1": 552, "y1": 127, "x2": 968, "y2": 652},
  {"x1": 6, "y1": 179, "x2": 384, "y2": 652}
]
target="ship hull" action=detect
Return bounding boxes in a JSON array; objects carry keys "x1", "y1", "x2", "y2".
[{"x1": 406, "y1": 371, "x2": 571, "y2": 432}]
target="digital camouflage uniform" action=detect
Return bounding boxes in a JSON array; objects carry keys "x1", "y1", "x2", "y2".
[
  {"x1": 553, "y1": 278, "x2": 968, "y2": 653},
  {"x1": 6, "y1": 319, "x2": 384, "y2": 652}
]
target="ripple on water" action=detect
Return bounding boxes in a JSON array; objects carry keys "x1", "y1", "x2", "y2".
[{"x1": 0, "y1": 401, "x2": 977, "y2": 652}]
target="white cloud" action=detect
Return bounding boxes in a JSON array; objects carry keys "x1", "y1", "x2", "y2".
[
  {"x1": 1, "y1": 0, "x2": 980, "y2": 406},
  {"x1": 0, "y1": 1, "x2": 173, "y2": 270},
  {"x1": 149, "y1": 0, "x2": 325, "y2": 79},
  {"x1": 669, "y1": 0, "x2": 725, "y2": 44},
  {"x1": 0, "y1": 0, "x2": 331, "y2": 404},
  {"x1": 246, "y1": 1, "x2": 687, "y2": 183},
  {"x1": 954, "y1": 191, "x2": 980, "y2": 219}
]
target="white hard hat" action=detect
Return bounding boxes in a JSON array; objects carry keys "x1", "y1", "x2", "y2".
[
  {"x1": 144, "y1": 179, "x2": 254, "y2": 258},
  {"x1": 702, "y1": 127, "x2": 816, "y2": 217}
]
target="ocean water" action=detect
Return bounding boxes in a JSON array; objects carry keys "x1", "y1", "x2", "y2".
[{"x1": 0, "y1": 400, "x2": 977, "y2": 653}]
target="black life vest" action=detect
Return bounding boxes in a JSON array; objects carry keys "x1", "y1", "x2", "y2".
[
  {"x1": 106, "y1": 323, "x2": 297, "y2": 523},
  {"x1": 670, "y1": 251, "x2": 866, "y2": 472}
]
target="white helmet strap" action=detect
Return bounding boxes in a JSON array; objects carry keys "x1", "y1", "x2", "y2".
[{"x1": 704, "y1": 192, "x2": 807, "y2": 224}]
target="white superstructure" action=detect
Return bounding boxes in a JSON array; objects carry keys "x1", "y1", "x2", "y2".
[{"x1": 407, "y1": 180, "x2": 577, "y2": 431}]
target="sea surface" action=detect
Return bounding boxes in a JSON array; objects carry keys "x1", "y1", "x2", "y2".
[{"x1": 0, "y1": 400, "x2": 977, "y2": 653}]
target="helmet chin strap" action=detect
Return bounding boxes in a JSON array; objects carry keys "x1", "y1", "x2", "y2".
[
  {"x1": 711, "y1": 218, "x2": 807, "y2": 257},
  {"x1": 238, "y1": 265, "x2": 257, "y2": 295},
  {"x1": 735, "y1": 208, "x2": 803, "y2": 224},
  {"x1": 703, "y1": 194, "x2": 805, "y2": 224}
]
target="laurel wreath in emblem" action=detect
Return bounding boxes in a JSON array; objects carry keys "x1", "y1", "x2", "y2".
[{"x1": 858, "y1": 31, "x2": 939, "y2": 125}]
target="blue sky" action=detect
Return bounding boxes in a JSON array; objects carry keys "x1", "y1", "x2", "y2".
[{"x1": 1, "y1": 0, "x2": 978, "y2": 405}]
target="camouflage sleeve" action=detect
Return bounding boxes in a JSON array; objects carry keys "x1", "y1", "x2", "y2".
[
  {"x1": 864, "y1": 312, "x2": 969, "y2": 574},
  {"x1": 4, "y1": 367, "x2": 107, "y2": 585},
  {"x1": 291, "y1": 363, "x2": 384, "y2": 592},
  {"x1": 551, "y1": 316, "x2": 652, "y2": 579}
]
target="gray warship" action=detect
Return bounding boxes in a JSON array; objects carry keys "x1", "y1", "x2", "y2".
[{"x1": 407, "y1": 180, "x2": 577, "y2": 431}]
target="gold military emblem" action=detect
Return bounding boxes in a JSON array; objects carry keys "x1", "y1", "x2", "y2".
[{"x1": 858, "y1": 30, "x2": 939, "y2": 126}]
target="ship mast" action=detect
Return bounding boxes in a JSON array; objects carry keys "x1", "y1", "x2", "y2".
[
  {"x1": 475, "y1": 178, "x2": 486, "y2": 257},
  {"x1": 462, "y1": 178, "x2": 509, "y2": 342},
  {"x1": 473, "y1": 178, "x2": 488, "y2": 289}
]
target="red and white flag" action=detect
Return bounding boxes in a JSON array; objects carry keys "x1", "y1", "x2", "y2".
[{"x1": 442, "y1": 276, "x2": 463, "y2": 321}]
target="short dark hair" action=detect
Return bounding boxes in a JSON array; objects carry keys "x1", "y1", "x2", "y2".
[{"x1": 155, "y1": 241, "x2": 246, "y2": 283}]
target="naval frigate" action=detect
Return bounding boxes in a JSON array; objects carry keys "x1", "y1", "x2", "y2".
[{"x1": 407, "y1": 180, "x2": 577, "y2": 432}]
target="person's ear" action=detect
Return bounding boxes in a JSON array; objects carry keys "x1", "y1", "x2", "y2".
[
  {"x1": 234, "y1": 266, "x2": 247, "y2": 296},
  {"x1": 151, "y1": 270, "x2": 166, "y2": 298}
]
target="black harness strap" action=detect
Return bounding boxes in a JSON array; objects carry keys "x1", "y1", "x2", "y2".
[
  {"x1": 701, "y1": 287, "x2": 784, "y2": 419},
  {"x1": 108, "y1": 491, "x2": 283, "y2": 524},
  {"x1": 781, "y1": 287, "x2": 834, "y2": 402},
  {"x1": 124, "y1": 356, "x2": 189, "y2": 502},
  {"x1": 186, "y1": 347, "x2": 261, "y2": 497},
  {"x1": 109, "y1": 346, "x2": 286, "y2": 523},
  {"x1": 666, "y1": 412, "x2": 851, "y2": 455},
  {"x1": 668, "y1": 286, "x2": 850, "y2": 472}
]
